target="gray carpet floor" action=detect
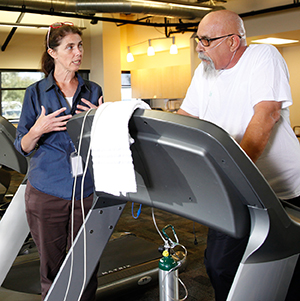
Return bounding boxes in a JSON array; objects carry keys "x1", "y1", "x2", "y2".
[
  {"x1": 4, "y1": 169, "x2": 215, "y2": 301},
  {"x1": 114, "y1": 203, "x2": 215, "y2": 301}
]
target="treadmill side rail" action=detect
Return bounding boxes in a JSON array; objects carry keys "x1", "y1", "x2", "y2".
[
  {"x1": 0, "y1": 184, "x2": 29, "y2": 286},
  {"x1": 45, "y1": 195, "x2": 126, "y2": 301}
]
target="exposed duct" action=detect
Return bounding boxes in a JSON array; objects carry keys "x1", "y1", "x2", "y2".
[
  {"x1": 0, "y1": 0, "x2": 224, "y2": 20},
  {"x1": 0, "y1": 0, "x2": 225, "y2": 51}
]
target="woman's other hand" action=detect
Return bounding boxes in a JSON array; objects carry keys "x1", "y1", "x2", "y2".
[{"x1": 75, "y1": 96, "x2": 103, "y2": 114}]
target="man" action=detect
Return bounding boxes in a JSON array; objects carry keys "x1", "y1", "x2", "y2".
[{"x1": 178, "y1": 9, "x2": 300, "y2": 301}]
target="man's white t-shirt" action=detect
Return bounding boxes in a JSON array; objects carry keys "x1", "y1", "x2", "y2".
[{"x1": 181, "y1": 44, "x2": 300, "y2": 199}]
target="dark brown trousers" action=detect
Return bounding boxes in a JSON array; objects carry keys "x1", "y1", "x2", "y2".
[{"x1": 25, "y1": 181, "x2": 98, "y2": 300}]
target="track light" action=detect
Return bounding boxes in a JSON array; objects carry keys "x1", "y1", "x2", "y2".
[
  {"x1": 126, "y1": 36, "x2": 178, "y2": 62},
  {"x1": 127, "y1": 46, "x2": 134, "y2": 62},
  {"x1": 147, "y1": 39, "x2": 155, "y2": 56},
  {"x1": 170, "y1": 36, "x2": 178, "y2": 54}
]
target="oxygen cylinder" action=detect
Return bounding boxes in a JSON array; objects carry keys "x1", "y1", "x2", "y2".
[{"x1": 159, "y1": 249, "x2": 179, "y2": 301}]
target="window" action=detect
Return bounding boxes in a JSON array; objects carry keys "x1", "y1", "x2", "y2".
[
  {"x1": 121, "y1": 71, "x2": 132, "y2": 101},
  {"x1": 0, "y1": 69, "x2": 90, "y2": 122},
  {"x1": 0, "y1": 70, "x2": 44, "y2": 122}
]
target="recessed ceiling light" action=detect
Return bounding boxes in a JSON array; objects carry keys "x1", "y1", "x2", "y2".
[{"x1": 251, "y1": 37, "x2": 299, "y2": 45}]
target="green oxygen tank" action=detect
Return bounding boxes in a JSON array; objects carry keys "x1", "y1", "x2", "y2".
[{"x1": 159, "y1": 249, "x2": 179, "y2": 301}]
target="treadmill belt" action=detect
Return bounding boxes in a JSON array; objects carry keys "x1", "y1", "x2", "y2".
[{"x1": 1, "y1": 233, "x2": 161, "y2": 298}]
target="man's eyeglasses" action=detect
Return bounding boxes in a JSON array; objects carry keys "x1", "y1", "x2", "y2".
[
  {"x1": 47, "y1": 22, "x2": 74, "y2": 49},
  {"x1": 195, "y1": 34, "x2": 241, "y2": 47}
]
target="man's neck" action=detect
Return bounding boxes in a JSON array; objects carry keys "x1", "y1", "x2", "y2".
[{"x1": 226, "y1": 45, "x2": 248, "y2": 69}]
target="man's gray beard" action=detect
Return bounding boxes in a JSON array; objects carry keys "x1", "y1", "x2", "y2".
[{"x1": 198, "y1": 52, "x2": 218, "y2": 79}]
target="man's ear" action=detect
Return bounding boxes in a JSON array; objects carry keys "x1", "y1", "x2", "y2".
[{"x1": 229, "y1": 35, "x2": 241, "y2": 52}]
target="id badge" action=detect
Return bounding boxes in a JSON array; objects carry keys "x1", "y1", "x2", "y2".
[{"x1": 70, "y1": 152, "x2": 83, "y2": 177}]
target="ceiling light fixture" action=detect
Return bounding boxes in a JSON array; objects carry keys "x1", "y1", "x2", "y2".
[
  {"x1": 127, "y1": 46, "x2": 134, "y2": 62},
  {"x1": 170, "y1": 36, "x2": 178, "y2": 54},
  {"x1": 251, "y1": 37, "x2": 299, "y2": 45},
  {"x1": 127, "y1": 36, "x2": 178, "y2": 62},
  {"x1": 147, "y1": 39, "x2": 155, "y2": 56}
]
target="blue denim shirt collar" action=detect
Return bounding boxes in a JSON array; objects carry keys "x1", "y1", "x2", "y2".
[{"x1": 44, "y1": 70, "x2": 90, "y2": 93}]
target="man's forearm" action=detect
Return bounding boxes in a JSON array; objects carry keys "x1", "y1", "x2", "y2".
[{"x1": 240, "y1": 101, "x2": 281, "y2": 163}]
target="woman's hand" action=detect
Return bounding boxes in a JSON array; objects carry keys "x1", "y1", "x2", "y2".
[
  {"x1": 21, "y1": 106, "x2": 72, "y2": 154},
  {"x1": 75, "y1": 96, "x2": 103, "y2": 114},
  {"x1": 35, "y1": 106, "x2": 72, "y2": 134}
]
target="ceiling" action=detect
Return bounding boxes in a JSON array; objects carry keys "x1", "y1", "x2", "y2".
[
  {"x1": 224, "y1": 0, "x2": 300, "y2": 47},
  {"x1": 0, "y1": 0, "x2": 299, "y2": 47},
  {"x1": 224, "y1": 0, "x2": 296, "y2": 13}
]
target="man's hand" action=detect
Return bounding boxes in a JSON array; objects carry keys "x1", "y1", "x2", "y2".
[{"x1": 177, "y1": 108, "x2": 198, "y2": 118}]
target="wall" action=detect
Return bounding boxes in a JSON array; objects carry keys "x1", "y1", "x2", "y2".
[
  {"x1": 121, "y1": 23, "x2": 192, "y2": 100},
  {"x1": 89, "y1": 21, "x2": 122, "y2": 102},
  {"x1": 131, "y1": 64, "x2": 190, "y2": 99},
  {"x1": 0, "y1": 31, "x2": 44, "y2": 69}
]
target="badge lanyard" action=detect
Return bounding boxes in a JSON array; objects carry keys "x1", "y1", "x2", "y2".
[{"x1": 55, "y1": 86, "x2": 83, "y2": 177}]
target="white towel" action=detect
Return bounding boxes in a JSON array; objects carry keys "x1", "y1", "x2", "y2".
[{"x1": 90, "y1": 100, "x2": 151, "y2": 196}]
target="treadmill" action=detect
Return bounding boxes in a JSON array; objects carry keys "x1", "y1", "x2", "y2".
[{"x1": 43, "y1": 108, "x2": 300, "y2": 301}]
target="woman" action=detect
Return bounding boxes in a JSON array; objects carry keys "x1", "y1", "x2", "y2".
[{"x1": 14, "y1": 22, "x2": 102, "y2": 300}]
